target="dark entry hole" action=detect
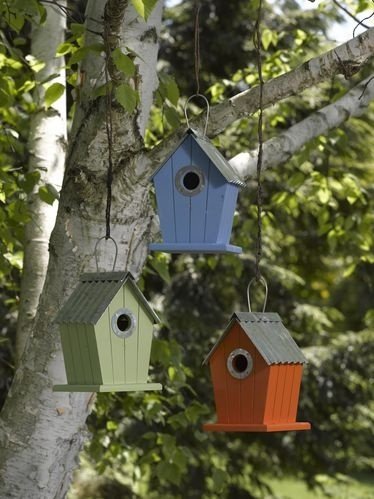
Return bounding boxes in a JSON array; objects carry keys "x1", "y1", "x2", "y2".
[
  {"x1": 183, "y1": 171, "x2": 200, "y2": 191},
  {"x1": 233, "y1": 354, "x2": 248, "y2": 373},
  {"x1": 117, "y1": 314, "x2": 131, "y2": 332}
]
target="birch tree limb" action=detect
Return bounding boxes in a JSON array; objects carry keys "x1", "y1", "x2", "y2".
[
  {"x1": 15, "y1": 2, "x2": 67, "y2": 364},
  {"x1": 147, "y1": 27, "x2": 374, "y2": 169},
  {"x1": 230, "y1": 75, "x2": 374, "y2": 180}
]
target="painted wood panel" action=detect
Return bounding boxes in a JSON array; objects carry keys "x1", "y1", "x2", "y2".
[
  {"x1": 272, "y1": 365, "x2": 287, "y2": 422},
  {"x1": 190, "y1": 139, "x2": 210, "y2": 242},
  {"x1": 238, "y1": 327, "x2": 256, "y2": 423},
  {"x1": 252, "y1": 350, "x2": 270, "y2": 423},
  {"x1": 137, "y1": 304, "x2": 153, "y2": 383},
  {"x1": 280, "y1": 365, "x2": 295, "y2": 422},
  {"x1": 172, "y1": 137, "x2": 192, "y2": 242},
  {"x1": 85, "y1": 324, "x2": 102, "y2": 385},
  {"x1": 263, "y1": 365, "x2": 280, "y2": 424},
  {"x1": 60, "y1": 324, "x2": 76, "y2": 384},
  {"x1": 95, "y1": 313, "x2": 114, "y2": 385},
  {"x1": 205, "y1": 167, "x2": 227, "y2": 243},
  {"x1": 107, "y1": 288, "x2": 126, "y2": 384},
  {"x1": 124, "y1": 283, "x2": 138, "y2": 383},
  {"x1": 217, "y1": 184, "x2": 239, "y2": 243},
  {"x1": 288, "y1": 365, "x2": 303, "y2": 422},
  {"x1": 68, "y1": 324, "x2": 86, "y2": 384},
  {"x1": 223, "y1": 324, "x2": 241, "y2": 423},
  {"x1": 153, "y1": 158, "x2": 176, "y2": 243},
  {"x1": 77, "y1": 324, "x2": 93, "y2": 384},
  {"x1": 209, "y1": 347, "x2": 229, "y2": 423}
]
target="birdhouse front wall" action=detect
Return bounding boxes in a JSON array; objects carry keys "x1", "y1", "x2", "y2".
[
  {"x1": 60, "y1": 282, "x2": 154, "y2": 387},
  {"x1": 153, "y1": 135, "x2": 239, "y2": 245},
  {"x1": 209, "y1": 323, "x2": 269, "y2": 424},
  {"x1": 209, "y1": 323, "x2": 305, "y2": 425}
]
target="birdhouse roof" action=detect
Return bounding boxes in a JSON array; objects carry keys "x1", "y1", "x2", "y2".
[
  {"x1": 55, "y1": 272, "x2": 160, "y2": 325},
  {"x1": 150, "y1": 128, "x2": 245, "y2": 187},
  {"x1": 203, "y1": 312, "x2": 307, "y2": 365}
]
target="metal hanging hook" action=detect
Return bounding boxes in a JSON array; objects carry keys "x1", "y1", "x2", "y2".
[
  {"x1": 247, "y1": 276, "x2": 268, "y2": 313},
  {"x1": 94, "y1": 236, "x2": 118, "y2": 272},
  {"x1": 184, "y1": 93, "x2": 210, "y2": 137}
]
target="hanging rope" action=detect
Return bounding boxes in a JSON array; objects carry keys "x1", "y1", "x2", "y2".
[
  {"x1": 194, "y1": 2, "x2": 201, "y2": 95},
  {"x1": 253, "y1": 0, "x2": 264, "y2": 282},
  {"x1": 103, "y1": 8, "x2": 114, "y2": 240}
]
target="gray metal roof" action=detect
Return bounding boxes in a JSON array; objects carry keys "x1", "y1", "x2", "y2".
[
  {"x1": 55, "y1": 272, "x2": 160, "y2": 325},
  {"x1": 204, "y1": 312, "x2": 307, "y2": 365},
  {"x1": 150, "y1": 128, "x2": 245, "y2": 187}
]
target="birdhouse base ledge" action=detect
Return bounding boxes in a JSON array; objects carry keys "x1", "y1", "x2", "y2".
[
  {"x1": 53, "y1": 382, "x2": 162, "y2": 392},
  {"x1": 203, "y1": 422, "x2": 311, "y2": 432},
  {"x1": 149, "y1": 242, "x2": 242, "y2": 254}
]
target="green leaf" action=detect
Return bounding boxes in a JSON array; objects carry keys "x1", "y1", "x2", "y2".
[
  {"x1": 166, "y1": 78, "x2": 179, "y2": 106},
  {"x1": 131, "y1": 0, "x2": 158, "y2": 20},
  {"x1": 44, "y1": 83, "x2": 65, "y2": 108},
  {"x1": 111, "y1": 48, "x2": 136, "y2": 77},
  {"x1": 38, "y1": 184, "x2": 59, "y2": 205},
  {"x1": 261, "y1": 28, "x2": 273, "y2": 50},
  {"x1": 164, "y1": 105, "x2": 180, "y2": 129},
  {"x1": 56, "y1": 42, "x2": 74, "y2": 57},
  {"x1": 115, "y1": 83, "x2": 138, "y2": 113},
  {"x1": 4, "y1": 252, "x2": 23, "y2": 270}
]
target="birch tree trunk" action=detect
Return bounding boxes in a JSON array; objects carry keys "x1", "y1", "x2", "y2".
[
  {"x1": 15, "y1": 1, "x2": 67, "y2": 364},
  {"x1": 0, "y1": 1, "x2": 163, "y2": 497}
]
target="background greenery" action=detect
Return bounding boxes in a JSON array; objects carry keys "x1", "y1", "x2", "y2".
[{"x1": 0, "y1": 0, "x2": 373, "y2": 497}]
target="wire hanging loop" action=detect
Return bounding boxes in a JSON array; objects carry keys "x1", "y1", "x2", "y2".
[
  {"x1": 184, "y1": 94, "x2": 210, "y2": 137},
  {"x1": 247, "y1": 276, "x2": 268, "y2": 313},
  {"x1": 94, "y1": 236, "x2": 118, "y2": 272}
]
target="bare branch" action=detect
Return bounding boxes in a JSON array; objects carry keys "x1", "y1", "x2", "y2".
[
  {"x1": 332, "y1": 0, "x2": 370, "y2": 31},
  {"x1": 229, "y1": 75, "x2": 374, "y2": 180}
]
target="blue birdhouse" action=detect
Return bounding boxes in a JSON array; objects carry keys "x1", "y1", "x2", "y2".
[{"x1": 149, "y1": 128, "x2": 245, "y2": 254}]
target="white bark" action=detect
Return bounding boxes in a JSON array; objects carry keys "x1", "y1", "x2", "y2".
[
  {"x1": 230, "y1": 75, "x2": 374, "y2": 179},
  {"x1": 0, "y1": 1, "x2": 163, "y2": 498},
  {"x1": 15, "y1": 2, "x2": 67, "y2": 363}
]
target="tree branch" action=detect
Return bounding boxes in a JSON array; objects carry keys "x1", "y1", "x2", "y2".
[
  {"x1": 229, "y1": 75, "x2": 374, "y2": 180},
  {"x1": 147, "y1": 28, "x2": 374, "y2": 168}
]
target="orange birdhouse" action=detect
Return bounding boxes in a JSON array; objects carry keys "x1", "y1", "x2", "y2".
[{"x1": 203, "y1": 312, "x2": 311, "y2": 432}]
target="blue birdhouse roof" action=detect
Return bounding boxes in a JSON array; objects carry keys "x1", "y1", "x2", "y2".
[{"x1": 150, "y1": 128, "x2": 245, "y2": 188}]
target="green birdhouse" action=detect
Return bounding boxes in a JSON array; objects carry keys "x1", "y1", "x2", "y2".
[{"x1": 53, "y1": 272, "x2": 162, "y2": 392}]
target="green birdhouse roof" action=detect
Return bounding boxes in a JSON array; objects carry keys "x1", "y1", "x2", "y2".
[
  {"x1": 204, "y1": 312, "x2": 307, "y2": 365},
  {"x1": 55, "y1": 272, "x2": 160, "y2": 325}
]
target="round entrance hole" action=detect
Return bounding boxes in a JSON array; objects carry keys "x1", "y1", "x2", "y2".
[
  {"x1": 111, "y1": 308, "x2": 136, "y2": 339},
  {"x1": 175, "y1": 166, "x2": 205, "y2": 196},
  {"x1": 233, "y1": 354, "x2": 248, "y2": 373},
  {"x1": 183, "y1": 171, "x2": 200, "y2": 191},
  {"x1": 227, "y1": 348, "x2": 253, "y2": 379},
  {"x1": 117, "y1": 313, "x2": 131, "y2": 332}
]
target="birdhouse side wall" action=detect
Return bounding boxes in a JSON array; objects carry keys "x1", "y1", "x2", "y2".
[
  {"x1": 153, "y1": 136, "x2": 237, "y2": 246},
  {"x1": 94, "y1": 282, "x2": 154, "y2": 386},
  {"x1": 209, "y1": 323, "x2": 270, "y2": 424},
  {"x1": 60, "y1": 323, "x2": 102, "y2": 385},
  {"x1": 263, "y1": 364, "x2": 304, "y2": 424},
  {"x1": 216, "y1": 184, "x2": 240, "y2": 243}
]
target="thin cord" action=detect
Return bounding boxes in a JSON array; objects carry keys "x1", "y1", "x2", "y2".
[
  {"x1": 103, "y1": 6, "x2": 114, "y2": 240},
  {"x1": 254, "y1": 0, "x2": 264, "y2": 282},
  {"x1": 194, "y1": 2, "x2": 201, "y2": 94}
]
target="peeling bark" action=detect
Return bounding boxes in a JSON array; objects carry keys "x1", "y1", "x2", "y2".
[
  {"x1": 15, "y1": 2, "x2": 67, "y2": 364},
  {"x1": 230, "y1": 75, "x2": 374, "y2": 179}
]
